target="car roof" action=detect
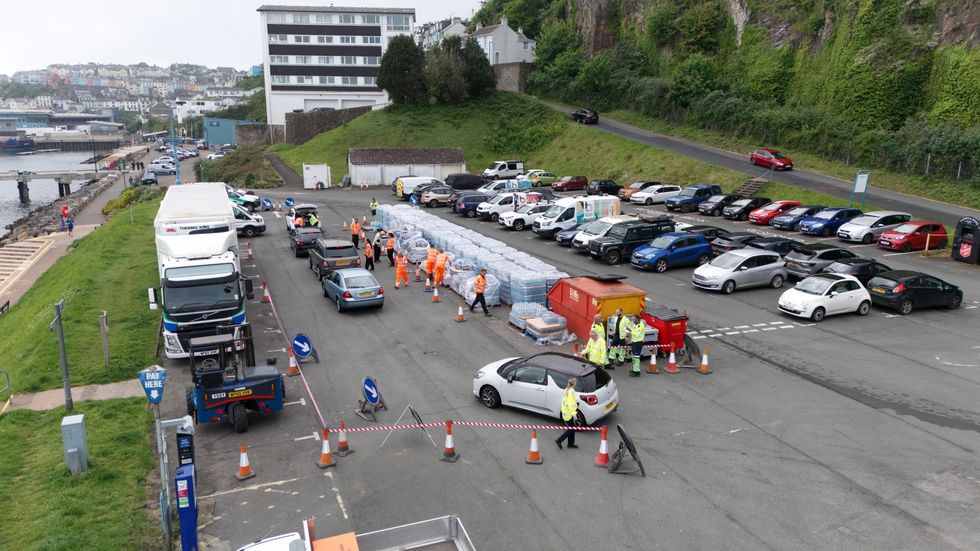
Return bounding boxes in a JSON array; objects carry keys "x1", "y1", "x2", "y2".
[
  {"x1": 902, "y1": 220, "x2": 941, "y2": 226},
  {"x1": 719, "y1": 231, "x2": 756, "y2": 239},
  {"x1": 317, "y1": 238, "x2": 355, "y2": 246},
  {"x1": 806, "y1": 273, "x2": 849, "y2": 282},
  {"x1": 523, "y1": 352, "x2": 595, "y2": 375},
  {"x1": 829, "y1": 257, "x2": 876, "y2": 265},
  {"x1": 859, "y1": 210, "x2": 909, "y2": 217},
  {"x1": 795, "y1": 242, "x2": 840, "y2": 251},
  {"x1": 685, "y1": 224, "x2": 724, "y2": 232},
  {"x1": 295, "y1": 227, "x2": 322, "y2": 234},
  {"x1": 726, "y1": 247, "x2": 777, "y2": 258},
  {"x1": 876, "y1": 270, "x2": 926, "y2": 281},
  {"x1": 335, "y1": 268, "x2": 374, "y2": 278},
  {"x1": 748, "y1": 236, "x2": 796, "y2": 244},
  {"x1": 658, "y1": 231, "x2": 696, "y2": 239},
  {"x1": 293, "y1": 203, "x2": 317, "y2": 209}
]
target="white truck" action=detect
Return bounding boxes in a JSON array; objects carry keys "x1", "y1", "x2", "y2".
[
  {"x1": 532, "y1": 195, "x2": 621, "y2": 237},
  {"x1": 149, "y1": 182, "x2": 253, "y2": 359}
]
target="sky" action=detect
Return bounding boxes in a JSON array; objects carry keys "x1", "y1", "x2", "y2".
[{"x1": 2, "y1": 0, "x2": 483, "y2": 75}]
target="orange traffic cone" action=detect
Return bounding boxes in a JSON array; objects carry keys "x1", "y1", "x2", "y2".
[
  {"x1": 455, "y1": 303, "x2": 466, "y2": 322},
  {"x1": 335, "y1": 421, "x2": 353, "y2": 457},
  {"x1": 440, "y1": 420, "x2": 459, "y2": 462},
  {"x1": 235, "y1": 444, "x2": 255, "y2": 481},
  {"x1": 697, "y1": 347, "x2": 712, "y2": 375},
  {"x1": 424, "y1": 277, "x2": 432, "y2": 292},
  {"x1": 647, "y1": 349, "x2": 659, "y2": 374},
  {"x1": 261, "y1": 281, "x2": 271, "y2": 304},
  {"x1": 287, "y1": 349, "x2": 300, "y2": 377},
  {"x1": 316, "y1": 429, "x2": 336, "y2": 468},
  {"x1": 246, "y1": 242, "x2": 254, "y2": 261},
  {"x1": 432, "y1": 286, "x2": 440, "y2": 303},
  {"x1": 414, "y1": 264, "x2": 422, "y2": 282},
  {"x1": 525, "y1": 430, "x2": 543, "y2": 465},
  {"x1": 665, "y1": 343, "x2": 680, "y2": 374},
  {"x1": 594, "y1": 426, "x2": 610, "y2": 467}
]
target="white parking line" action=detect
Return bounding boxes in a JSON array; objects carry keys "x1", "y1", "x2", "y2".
[
  {"x1": 762, "y1": 327, "x2": 778, "y2": 331},
  {"x1": 769, "y1": 321, "x2": 784, "y2": 325},
  {"x1": 882, "y1": 251, "x2": 920, "y2": 257},
  {"x1": 708, "y1": 333, "x2": 722, "y2": 338},
  {"x1": 734, "y1": 325, "x2": 750, "y2": 329},
  {"x1": 284, "y1": 398, "x2": 307, "y2": 407},
  {"x1": 693, "y1": 335, "x2": 707, "y2": 340},
  {"x1": 848, "y1": 244, "x2": 877, "y2": 248},
  {"x1": 294, "y1": 432, "x2": 319, "y2": 442},
  {"x1": 752, "y1": 323, "x2": 769, "y2": 327},
  {"x1": 725, "y1": 331, "x2": 741, "y2": 335},
  {"x1": 743, "y1": 329, "x2": 759, "y2": 333}
]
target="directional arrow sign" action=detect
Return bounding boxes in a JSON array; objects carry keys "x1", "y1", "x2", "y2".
[
  {"x1": 261, "y1": 198, "x2": 272, "y2": 210},
  {"x1": 362, "y1": 377, "x2": 380, "y2": 405},
  {"x1": 291, "y1": 333, "x2": 313, "y2": 358},
  {"x1": 284, "y1": 197, "x2": 295, "y2": 208},
  {"x1": 137, "y1": 365, "x2": 168, "y2": 405}
]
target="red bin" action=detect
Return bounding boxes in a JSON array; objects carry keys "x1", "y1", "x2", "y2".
[{"x1": 642, "y1": 305, "x2": 688, "y2": 354}]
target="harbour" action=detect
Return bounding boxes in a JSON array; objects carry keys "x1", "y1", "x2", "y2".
[{"x1": 0, "y1": 150, "x2": 98, "y2": 237}]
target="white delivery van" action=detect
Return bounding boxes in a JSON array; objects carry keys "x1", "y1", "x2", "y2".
[
  {"x1": 232, "y1": 204, "x2": 266, "y2": 238},
  {"x1": 475, "y1": 191, "x2": 544, "y2": 222},
  {"x1": 395, "y1": 176, "x2": 443, "y2": 199},
  {"x1": 482, "y1": 160, "x2": 525, "y2": 180},
  {"x1": 532, "y1": 195, "x2": 621, "y2": 237},
  {"x1": 570, "y1": 214, "x2": 635, "y2": 252}
]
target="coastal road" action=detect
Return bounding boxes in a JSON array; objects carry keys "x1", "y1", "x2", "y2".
[
  {"x1": 546, "y1": 102, "x2": 980, "y2": 227},
  {"x1": 170, "y1": 184, "x2": 980, "y2": 550}
]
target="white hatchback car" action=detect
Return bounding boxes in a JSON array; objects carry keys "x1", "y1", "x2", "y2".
[
  {"x1": 777, "y1": 273, "x2": 871, "y2": 322},
  {"x1": 836, "y1": 211, "x2": 912, "y2": 244},
  {"x1": 473, "y1": 352, "x2": 619, "y2": 426},
  {"x1": 629, "y1": 184, "x2": 683, "y2": 205},
  {"x1": 498, "y1": 202, "x2": 552, "y2": 230}
]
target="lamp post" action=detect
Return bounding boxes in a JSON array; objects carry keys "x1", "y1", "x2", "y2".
[
  {"x1": 91, "y1": 138, "x2": 98, "y2": 176},
  {"x1": 167, "y1": 101, "x2": 182, "y2": 185}
]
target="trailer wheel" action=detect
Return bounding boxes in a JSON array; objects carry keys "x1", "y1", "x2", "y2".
[
  {"x1": 230, "y1": 402, "x2": 248, "y2": 433},
  {"x1": 185, "y1": 386, "x2": 196, "y2": 419}
]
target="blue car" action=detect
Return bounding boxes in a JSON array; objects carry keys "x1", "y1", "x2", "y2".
[
  {"x1": 556, "y1": 221, "x2": 595, "y2": 246},
  {"x1": 771, "y1": 205, "x2": 826, "y2": 231},
  {"x1": 455, "y1": 193, "x2": 490, "y2": 217},
  {"x1": 630, "y1": 232, "x2": 713, "y2": 273},
  {"x1": 664, "y1": 184, "x2": 723, "y2": 213},
  {"x1": 798, "y1": 208, "x2": 863, "y2": 237},
  {"x1": 321, "y1": 268, "x2": 384, "y2": 312}
]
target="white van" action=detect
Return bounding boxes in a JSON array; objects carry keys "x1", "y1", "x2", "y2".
[
  {"x1": 482, "y1": 160, "x2": 525, "y2": 180},
  {"x1": 475, "y1": 191, "x2": 544, "y2": 222},
  {"x1": 232, "y1": 204, "x2": 266, "y2": 238},
  {"x1": 532, "y1": 196, "x2": 621, "y2": 237},
  {"x1": 570, "y1": 215, "x2": 635, "y2": 252},
  {"x1": 395, "y1": 176, "x2": 443, "y2": 199},
  {"x1": 148, "y1": 162, "x2": 176, "y2": 175}
]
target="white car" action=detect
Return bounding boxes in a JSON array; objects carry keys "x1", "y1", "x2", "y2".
[
  {"x1": 472, "y1": 352, "x2": 619, "y2": 426},
  {"x1": 629, "y1": 184, "x2": 683, "y2": 205},
  {"x1": 154, "y1": 156, "x2": 175, "y2": 164},
  {"x1": 777, "y1": 273, "x2": 871, "y2": 322},
  {"x1": 498, "y1": 202, "x2": 552, "y2": 230},
  {"x1": 836, "y1": 211, "x2": 912, "y2": 244},
  {"x1": 207, "y1": 151, "x2": 225, "y2": 160}
]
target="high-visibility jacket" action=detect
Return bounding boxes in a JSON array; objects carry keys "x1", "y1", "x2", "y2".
[
  {"x1": 370, "y1": 200, "x2": 378, "y2": 210},
  {"x1": 308, "y1": 214, "x2": 319, "y2": 227},
  {"x1": 386, "y1": 237, "x2": 395, "y2": 250},
  {"x1": 582, "y1": 337, "x2": 607, "y2": 365},
  {"x1": 294, "y1": 216, "x2": 305, "y2": 227},
  {"x1": 435, "y1": 253, "x2": 448, "y2": 268},
  {"x1": 427, "y1": 248, "x2": 438, "y2": 262},
  {"x1": 618, "y1": 317, "x2": 631, "y2": 341},
  {"x1": 590, "y1": 321, "x2": 604, "y2": 339},
  {"x1": 630, "y1": 319, "x2": 646, "y2": 343},
  {"x1": 395, "y1": 256, "x2": 407, "y2": 269},
  {"x1": 561, "y1": 387, "x2": 578, "y2": 422},
  {"x1": 364, "y1": 241, "x2": 373, "y2": 258},
  {"x1": 474, "y1": 274, "x2": 487, "y2": 294},
  {"x1": 350, "y1": 222, "x2": 361, "y2": 236}
]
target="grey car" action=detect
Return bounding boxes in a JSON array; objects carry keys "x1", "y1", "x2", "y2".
[
  {"x1": 692, "y1": 248, "x2": 787, "y2": 294},
  {"x1": 783, "y1": 243, "x2": 860, "y2": 279},
  {"x1": 836, "y1": 210, "x2": 912, "y2": 244},
  {"x1": 321, "y1": 268, "x2": 384, "y2": 312}
]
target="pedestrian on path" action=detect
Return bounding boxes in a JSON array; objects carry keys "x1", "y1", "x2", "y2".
[
  {"x1": 555, "y1": 377, "x2": 579, "y2": 449},
  {"x1": 364, "y1": 238, "x2": 375, "y2": 271},
  {"x1": 66, "y1": 217, "x2": 74, "y2": 237},
  {"x1": 370, "y1": 198, "x2": 378, "y2": 217},
  {"x1": 394, "y1": 252, "x2": 409, "y2": 288},
  {"x1": 580, "y1": 330, "x2": 608, "y2": 369},
  {"x1": 385, "y1": 234, "x2": 396, "y2": 266},
  {"x1": 469, "y1": 268, "x2": 490, "y2": 316},
  {"x1": 350, "y1": 218, "x2": 361, "y2": 248}
]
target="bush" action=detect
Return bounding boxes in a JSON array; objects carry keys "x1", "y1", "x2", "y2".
[
  {"x1": 101, "y1": 186, "x2": 161, "y2": 216},
  {"x1": 378, "y1": 35, "x2": 427, "y2": 104}
]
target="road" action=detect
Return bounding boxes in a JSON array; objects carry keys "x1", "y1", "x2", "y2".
[
  {"x1": 154, "y1": 181, "x2": 980, "y2": 550},
  {"x1": 548, "y1": 103, "x2": 980, "y2": 228}
]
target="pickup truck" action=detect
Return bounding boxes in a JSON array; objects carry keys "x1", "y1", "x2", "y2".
[{"x1": 665, "y1": 184, "x2": 723, "y2": 213}]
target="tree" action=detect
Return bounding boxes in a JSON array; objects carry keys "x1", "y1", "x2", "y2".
[
  {"x1": 425, "y1": 47, "x2": 467, "y2": 103},
  {"x1": 460, "y1": 38, "x2": 497, "y2": 97},
  {"x1": 378, "y1": 35, "x2": 427, "y2": 104}
]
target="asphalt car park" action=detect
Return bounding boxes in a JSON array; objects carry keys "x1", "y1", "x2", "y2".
[{"x1": 161, "y1": 185, "x2": 980, "y2": 550}]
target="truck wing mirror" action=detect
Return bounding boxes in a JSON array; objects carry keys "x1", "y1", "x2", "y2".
[
  {"x1": 244, "y1": 279, "x2": 255, "y2": 300},
  {"x1": 147, "y1": 287, "x2": 159, "y2": 310}
]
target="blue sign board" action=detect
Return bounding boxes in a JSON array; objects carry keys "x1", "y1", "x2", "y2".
[
  {"x1": 261, "y1": 198, "x2": 272, "y2": 210},
  {"x1": 362, "y1": 377, "x2": 380, "y2": 405},
  {"x1": 284, "y1": 197, "x2": 295, "y2": 208},
  {"x1": 409, "y1": 195, "x2": 418, "y2": 206},
  {"x1": 137, "y1": 366, "x2": 168, "y2": 404},
  {"x1": 291, "y1": 333, "x2": 313, "y2": 358}
]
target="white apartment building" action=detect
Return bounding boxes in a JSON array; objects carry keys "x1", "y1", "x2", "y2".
[{"x1": 257, "y1": 4, "x2": 416, "y2": 126}]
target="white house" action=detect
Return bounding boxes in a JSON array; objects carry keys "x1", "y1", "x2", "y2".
[
  {"x1": 419, "y1": 17, "x2": 466, "y2": 50},
  {"x1": 347, "y1": 147, "x2": 465, "y2": 187},
  {"x1": 467, "y1": 16, "x2": 535, "y2": 65}
]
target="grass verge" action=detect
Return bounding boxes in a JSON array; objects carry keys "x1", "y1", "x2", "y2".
[
  {"x1": 199, "y1": 145, "x2": 282, "y2": 189},
  {"x1": 0, "y1": 398, "x2": 158, "y2": 550},
  {"x1": 605, "y1": 109, "x2": 980, "y2": 210},
  {"x1": 0, "y1": 196, "x2": 161, "y2": 392}
]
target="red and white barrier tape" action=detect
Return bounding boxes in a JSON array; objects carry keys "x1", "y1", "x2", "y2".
[{"x1": 335, "y1": 421, "x2": 604, "y2": 433}]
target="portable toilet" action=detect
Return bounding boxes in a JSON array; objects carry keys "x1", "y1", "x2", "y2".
[
  {"x1": 547, "y1": 276, "x2": 646, "y2": 342},
  {"x1": 952, "y1": 216, "x2": 979, "y2": 264}
]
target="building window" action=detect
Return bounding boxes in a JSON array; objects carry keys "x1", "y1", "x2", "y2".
[
  {"x1": 340, "y1": 36, "x2": 356, "y2": 44},
  {"x1": 364, "y1": 76, "x2": 376, "y2": 86},
  {"x1": 316, "y1": 14, "x2": 331, "y2": 23},
  {"x1": 271, "y1": 75, "x2": 288, "y2": 84},
  {"x1": 341, "y1": 76, "x2": 356, "y2": 85},
  {"x1": 363, "y1": 56, "x2": 380, "y2": 65},
  {"x1": 319, "y1": 76, "x2": 335, "y2": 84},
  {"x1": 296, "y1": 76, "x2": 313, "y2": 85},
  {"x1": 295, "y1": 35, "x2": 311, "y2": 43},
  {"x1": 387, "y1": 15, "x2": 410, "y2": 31},
  {"x1": 267, "y1": 13, "x2": 286, "y2": 23},
  {"x1": 295, "y1": 55, "x2": 310, "y2": 64},
  {"x1": 269, "y1": 34, "x2": 288, "y2": 43},
  {"x1": 317, "y1": 36, "x2": 333, "y2": 43},
  {"x1": 293, "y1": 13, "x2": 309, "y2": 23},
  {"x1": 362, "y1": 36, "x2": 380, "y2": 44},
  {"x1": 523, "y1": 41, "x2": 529, "y2": 51},
  {"x1": 362, "y1": 15, "x2": 380, "y2": 24},
  {"x1": 338, "y1": 14, "x2": 355, "y2": 24},
  {"x1": 317, "y1": 56, "x2": 334, "y2": 64},
  {"x1": 341, "y1": 56, "x2": 356, "y2": 65},
  {"x1": 270, "y1": 55, "x2": 288, "y2": 63}
]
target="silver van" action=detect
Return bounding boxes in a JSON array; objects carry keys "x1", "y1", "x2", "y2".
[
  {"x1": 692, "y1": 248, "x2": 787, "y2": 294},
  {"x1": 147, "y1": 162, "x2": 176, "y2": 175}
]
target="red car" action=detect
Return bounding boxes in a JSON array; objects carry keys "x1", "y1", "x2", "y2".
[
  {"x1": 552, "y1": 175, "x2": 588, "y2": 192},
  {"x1": 750, "y1": 149, "x2": 794, "y2": 170},
  {"x1": 877, "y1": 221, "x2": 948, "y2": 252},
  {"x1": 748, "y1": 200, "x2": 801, "y2": 225}
]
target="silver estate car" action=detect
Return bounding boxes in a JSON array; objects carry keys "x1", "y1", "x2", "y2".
[
  {"x1": 692, "y1": 248, "x2": 788, "y2": 294},
  {"x1": 836, "y1": 211, "x2": 911, "y2": 244}
]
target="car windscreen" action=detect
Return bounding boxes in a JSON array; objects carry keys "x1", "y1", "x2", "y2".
[
  {"x1": 543, "y1": 205, "x2": 564, "y2": 217},
  {"x1": 784, "y1": 207, "x2": 810, "y2": 216},
  {"x1": 813, "y1": 210, "x2": 836, "y2": 219},
  {"x1": 823, "y1": 262, "x2": 852, "y2": 274},
  {"x1": 704, "y1": 195, "x2": 727, "y2": 203},
  {"x1": 710, "y1": 253, "x2": 743, "y2": 269},
  {"x1": 890, "y1": 223, "x2": 918, "y2": 234},
  {"x1": 516, "y1": 204, "x2": 536, "y2": 213},
  {"x1": 576, "y1": 367, "x2": 611, "y2": 392},
  {"x1": 867, "y1": 276, "x2": 900, "y2": 289},
  {"x1": 760, "y1": 203, "x2": 782, "y2": 211},
  {"x1": 606, "y1": 225, "x2": 629, "y2": 239},
  {"x1": 576, "y1": 221, "x2": 596, "y2": 231},
  {"x1": 343, "y1": 275, "x2": 377, "y2": 289},
  {"x1": 487, "y1": 195, "x2": 506, "y2": 205},
  {"x1": 649, "y1": 236, "x2": 674, "y2": 249},
  {"x1": 629, "y1": 182, "x2": 646, "y2": 189},
  {"x1": 770, "y1": 151, "x2": 784, "y2": 158},
  {"x1": 794, "y1": 277, "x2": 833, "y2": 295},
  {"x1": 324, "y1": 246, "x2": 356, "y2": 257},
  {"x1": 584, "y1": 221, "x2": 611, "y2": 235},
  {"x1": 679, "y1": 188, "x2": 698, "y2": 196},
  {"x1": 785, "y1": 247, "x2": 817, "y2": 260},
  {"x1": 847, "y1": 215, "x2": 877, "y2": 226},
  {"x1": 730, "y1": 199, "x2": 752, "y2": 207}
]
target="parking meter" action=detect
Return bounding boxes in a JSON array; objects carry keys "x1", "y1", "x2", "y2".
[
  {"x1": 176, "y1": 429, "x2": 195, "y2": 466},
  {"x1": 174, "y1": 464, "x2": 198, "y2": 551}
]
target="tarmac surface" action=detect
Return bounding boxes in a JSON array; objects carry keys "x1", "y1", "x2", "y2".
[{"x1": 151, "y1": 178, "x2": 980, "y2": 550}]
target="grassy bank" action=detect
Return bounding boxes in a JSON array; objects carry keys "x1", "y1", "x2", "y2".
[
  {"x1": 198, "y1": 145, "x2": 282, "y2": 189},
  {"x1": 606, "y1": 109, "x2": 980, "y2": 210},
  {"x1": 0, "y1": 398, "x2": 157, "y2": 550},
  {"x1": 0, "y1": 196, "x2": 161, "y2": 392}
]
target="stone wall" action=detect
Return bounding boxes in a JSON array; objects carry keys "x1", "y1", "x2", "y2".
[
  {"x1": 494, "y1": 62, "x2": 534, "y2": 93},
  {"x1": 284, "y1": 106, "x2": 372, "y2": 145},
  {"x1": 0, "y1": 172, "x2": 122, "y2": 247},
  {"x1": 235, "y1": 124, "x2": 286, "y2": 147}
]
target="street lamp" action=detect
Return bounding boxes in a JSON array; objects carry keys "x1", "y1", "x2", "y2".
[
  {"x1": 167, "y1": 100, "x2": 182, "y2": 185},
  {"x1": 91, "y1": 137, "x2": 98, "y2": 176}
]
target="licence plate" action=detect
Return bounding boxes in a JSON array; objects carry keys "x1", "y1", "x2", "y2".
[
  {"x1": 880, "y1": 241, "x2": 890, "y2": 246},
  {"x1": 358, "y1": 291, "x2": 373, "y2": 297},
  {"x1": 786, "y1": 261, "x2": 799, "y2": 268},
  {"x1": 335, "y1": 260, "x2": 351, "y2": 266},
  {"x1": 872, "y1": 287, "x2": 886, "y2": 294},
  {"x1": 605, "y1": 400, "x2": 616, "y2": 411}
]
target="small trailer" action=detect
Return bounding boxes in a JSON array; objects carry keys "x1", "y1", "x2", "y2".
[{"x1": 236, "y1": 515, "x2": 475, "y2": 551}]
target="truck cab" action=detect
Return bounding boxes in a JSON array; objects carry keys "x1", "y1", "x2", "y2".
[{"x1": 665, "y1": 184, "x2": 724, "y2": 213}]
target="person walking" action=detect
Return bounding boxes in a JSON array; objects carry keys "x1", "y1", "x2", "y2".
[
  {"x1": 385, "y1": 234, "x2": 396, "y2": 266},
  {"x1": 350, "y1": 218, "x2": 361, "y2": 248},
  {"x1": 372, "y1": 231, "x2": 383, "y2": 261},
  {"x1": 364, "y1": 238, "x2": 375, "y2": 271},
  {"x1": 469, "y1": 268, "x2": 490, "y2": 316},
  {"x1": 580, "y1": 330, "x2": 608, "y2": 369},
  {"x1": 425, "y1": 245, "x2": 438, "y2": 281},
  {"x1": 394, "y1": 252, "x2": 409, "y2": 288},
  {"x1": 555, "y1": 377, "x2": 579, "y2": 449},
  {"x1": 629, "y1": 314, "x2": 647, "y2": 376},
  {"x1": 370, "y1": 198, "x2": 378, "y2": 218},
  {"x1": 434, "y1": 250, "x2": 448, "y2": 287},
  {"x1": 66, "y1": 216, "x2": 74, "y2": 237}
]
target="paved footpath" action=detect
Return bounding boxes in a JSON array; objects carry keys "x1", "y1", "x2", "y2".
[{"x1": 2, "y1": 380, "x2": 145, "y2": 414}]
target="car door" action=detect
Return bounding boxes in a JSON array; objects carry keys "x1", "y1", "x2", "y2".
[
  {"x1": 628, "y1": 226, "x2": 655, "y2": 255},
  {"x1": 671, "y1": 237, "x2": 698, "y2": 265},
  {"x1": 504, "y1": 365, "x2": 548, "y2": 411},
  {"x1": 323, "y1": 271, "x2": 340, "y2": 300},
  {"x1": 825, "y1": 281, "x2": 853, "y2": 314},
  {"x1": 749, "y1": 254, "x2": 781, "y2": 286},
  {"x1": 913, "y1": 276, "x2": 945, "y2": 307}
]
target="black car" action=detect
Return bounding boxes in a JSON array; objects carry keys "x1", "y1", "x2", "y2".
[
  {"x1": 571, "y1": 109, "x2": 599, "y2": 124},
  {"x1": 820, "y1": 258, "x2": 893, "y2": 286},
  {"x1": 723, "y1": 197, "x2": 771, "y2": 221},
  {"x1": 289, "y1": 227, "x2": 323, "y2": 257},
  {"x1": 867, "y1": 270, "x2": 963, "y2": 314},
  {"x1": 587, "y1": 179, "x2": 622, "y2": 196},
  {"x1": 771, "y1": 205, "x2": 827, "y2": 231},
  {"x1": 698, "y1": 194, "x2": 740, "y2": 216},
  {"x1": 445, "y1": 173, "x2": 485, "y2": 190},
  {"x1": 449, "y1": 190, "x2": 485, "y2": 211},
  {"x1": 746, "y1": 236, "x2": 804, "y2": 257},
  {"x1": 589, "y1": 216, "x2": 677, "y2": 264},
  {"x1": 456, "y1": 193, "x2": 490, "y2": 217},
  {"x1": 682, "y1": 225, "x2": 732, "y2": 243},
  {"x1": 710, "y1": 232, "x2": 762, "y2": 256}
]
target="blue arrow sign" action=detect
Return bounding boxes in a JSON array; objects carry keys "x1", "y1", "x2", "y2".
[
  {"x1": 137, "y1": 366, "x2": 168, "y2": 405},
  {"x1": 291, "y1": 333, "x2": 313, "y2": 358},
  {"x1": 261, "y1": 198, "x2": 272, "y2": 210},
  {"x1": 284, "y1": 197, "x2": 295, "y2": 208},
  {"x1": 362, "y1": 377, "x2": 380, "y2": 405},
  {"x1": 409, "y1": 195, "x2": 418, "y2": 206}
]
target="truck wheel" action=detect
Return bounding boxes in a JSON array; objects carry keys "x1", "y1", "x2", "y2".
[
  {"x1": 242, "y1": 226, "x2": 257, "y2": 238},
  {"x1": 230, "y1": 402, "x2": 248, "y2": 433},
  {"x1": 513, "y1": 220, "x2": 526, "y2": 231},
  {"x1": 680, "y1": 204, "x2": 693, "y2": 213},
  {"x1": 185, "y1": 386, "x2": 196, "y2": 419}
]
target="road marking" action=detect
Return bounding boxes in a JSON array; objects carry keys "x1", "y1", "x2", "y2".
[
  {"x1": 267, "y1": 347, "x2": 287, "y2": 353},
  {"x1": 718, "y1": 327, "x2": 730, "y2": 331},
  {"x1": 726, "y1": 427, "x2": 749, "y2": 434},
  {"x1": 198, "y1": 477, "x2": 303, "y2": 499},
  {"x1": 883, "y1": 251, "x2": 920, "y2": 257},
  {"x1": 743, "y1": 329, "x2": 759, "y2": 333},
  {"x1": 294, "y1": 431, "x2": 319, "y2": 441},
  {"x1": 693, "y1": 335, "x2": 707, "y2": 340},
  {"x1": 792, "y1": 322, "x2": 816, "y2": 327},
  {"x1": 779, "y1": 325, "x2": 794, "y2": 329},
  {"x1": 769, "y1": 321, "x2": 784, "y2": 325},
  {"x1": 752, "y1": 323, "x2": 769, "y2": 327},
  {"x1": 274, "y1": 212, "x2": 281, "y2": 218},
  {"x1": 725, "y1": 331, "x2": 741, "y2": 335},
  {"x1": 734, "y1": 325, "x2": 750, "y2": 329},
  {"x1": 284, "y1": 398, "x2": 307, "y2": 407},
  {"x1": 762, "y1": 327, "x2": 778, "y2": 331},
  {"x1": 708, "y1": 333, "x2": 722, "y2": 338},
  {"x1": 848, "y1": 243, "x2": 877, "y2": 248}
]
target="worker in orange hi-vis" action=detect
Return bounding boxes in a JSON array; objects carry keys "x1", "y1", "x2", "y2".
[
  {"x1": 434, "y1": 250, "x2": 448, "y2": 287},
  {"x1": 385, "y1": 234, "x2": 396, "y2": 266},
  {"x1": 425, "y1": 245, "x2": 438, "y2": 279},
  {"x1": 350, "y1": 218, "x2": 361, "y2": 248},
  {"x1": 363, "y1": 237, "x2": 375, "y2": 271},
  {"x1": 394, "y1": 252, "x2": 410, "y2": 289}
]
